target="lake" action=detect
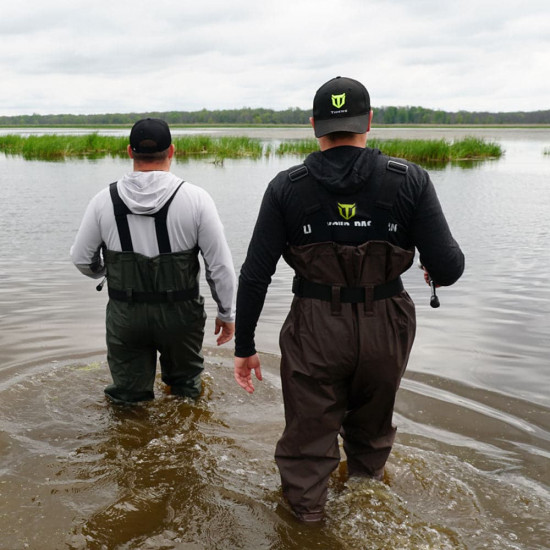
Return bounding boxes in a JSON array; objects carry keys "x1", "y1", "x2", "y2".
[{"x1": 0, "y1": 127, "x2": 549, "y2": 549}]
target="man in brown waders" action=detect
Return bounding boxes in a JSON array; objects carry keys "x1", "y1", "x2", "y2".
[{"x1": 233, "y1": 77, "x2": 465, "y2": 522}]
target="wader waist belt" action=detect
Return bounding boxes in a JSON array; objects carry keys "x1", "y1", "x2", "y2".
[
  {"x1": 292, "y1": 276, "x2": 403, "y2": 302},
  {"x1": 108, "y1": 286, "x2": 199, "y2": 303}
]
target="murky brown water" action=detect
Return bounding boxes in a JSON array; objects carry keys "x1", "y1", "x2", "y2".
[{"x1": 1, "y1": 128, "x2": 549, "y2": 549}]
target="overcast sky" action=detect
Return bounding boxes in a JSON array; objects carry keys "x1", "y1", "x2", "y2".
[{"x1": 1, "y1": 0, "x2": 548, "y2": 116}]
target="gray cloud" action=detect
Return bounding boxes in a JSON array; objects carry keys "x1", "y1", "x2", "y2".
[{"x1": 1, "y1": 0, "x2": 548, "y2": 115}]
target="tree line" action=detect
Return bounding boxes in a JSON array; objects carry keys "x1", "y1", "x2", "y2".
[{"x1": 1, "y1": 106, "x2": 549, "y2": 126}]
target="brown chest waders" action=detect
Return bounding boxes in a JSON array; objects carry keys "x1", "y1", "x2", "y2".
[
  {"x1": 103, "y1": 182, "x2": 206, "y2": 404},
  {"x1": 274, "y1": 159, "x2": 416, "y2": 515}
]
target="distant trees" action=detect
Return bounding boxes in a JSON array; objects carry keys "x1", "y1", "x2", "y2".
[
  {"x1": 0, "y1": 106, "x2": 549, "y2": 126},
  {"x1": 374, "y1": 107, "x2": 550, "y2": 125}
]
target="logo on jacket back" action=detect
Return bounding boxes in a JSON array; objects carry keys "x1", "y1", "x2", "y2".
[
  {"x1": 331, "y1": 93, "x2": 346, "y2": 109},
  {"x1": 338, "y1": 202, "x2": 356, "y2": 220}
]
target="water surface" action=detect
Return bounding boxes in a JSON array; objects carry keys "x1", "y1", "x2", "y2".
[{"x1": 0, "y1": 128, "x2": 549, "y2": 549}]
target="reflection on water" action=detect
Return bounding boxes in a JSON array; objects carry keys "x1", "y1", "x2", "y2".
[{"x1": 1, "y1": 128, "x2": 549, "y2": 549}]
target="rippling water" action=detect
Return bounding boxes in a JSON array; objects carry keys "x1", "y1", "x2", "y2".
[{"x1": 1, "y1": 128, "x2": 549, "y2": 549}]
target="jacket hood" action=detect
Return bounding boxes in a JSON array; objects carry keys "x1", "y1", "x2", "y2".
[
  {"x1": 117, "y1": 171, "x2": 183, "y2": 215},
  {"x1": 304, "y1": 146, "x2": 379, "y2": 195}
]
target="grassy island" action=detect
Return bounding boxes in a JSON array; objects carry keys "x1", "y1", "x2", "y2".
[
  {"x1": 277, "y1": 136, "x2": 503, "y2": 162},
  {"x1": 0, "y1": 133, "x2": 502, "y2": 163},
  {"x1": 0, "y1": 134, "x2": 265, "y2": 160}
]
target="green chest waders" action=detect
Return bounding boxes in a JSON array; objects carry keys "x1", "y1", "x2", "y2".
[
  {"x1": 274, "y1": 158, "x2": 417, "y2": 515},
  {"x1": 103, "y1": 182, "x2": 206, "y2": 404}
]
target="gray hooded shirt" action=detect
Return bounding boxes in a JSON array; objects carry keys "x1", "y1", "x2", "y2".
[{"x1": 70, "y1": 170, "x2": 236, "y2": 322}]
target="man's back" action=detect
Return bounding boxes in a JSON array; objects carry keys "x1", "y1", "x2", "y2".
[{"x1": 71, "y1": 118, "x2": 235, "y2": 404}]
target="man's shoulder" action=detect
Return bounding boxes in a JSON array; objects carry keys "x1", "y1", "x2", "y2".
[
  {"x1": 375, "y1": 154, "x2": 428, "y2": 188},
  {"x1": 91, "y1": 184, "x2": 113, "y2": 206},
  {"x1": 271, "y1": 152, "x2": 323, "y2": 188},
  {"x1": 172, "y1": 179, "x2": 209, "y2": 199},
  {"x1": 170, "y1": 180, "x2": 217, "y2": 216}
]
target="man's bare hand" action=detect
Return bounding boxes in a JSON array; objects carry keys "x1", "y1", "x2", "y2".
[
  {"x1": 234, "y1": 354, "x2": 263, "y2": 394},
  {"x1": 215, "y1": 318, "x2": 235, "y2": 346}
]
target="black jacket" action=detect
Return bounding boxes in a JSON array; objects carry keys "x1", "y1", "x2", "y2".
[{"x1": 235, "y1": 145, "x2": 465, "y2": 357}]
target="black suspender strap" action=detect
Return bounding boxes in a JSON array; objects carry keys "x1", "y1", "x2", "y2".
[
  {"x1": 288, "y1": 164, "x2": 332, "y2": 241},
  {"x1": 367, "y1": 157, "x2": 408, "y2": 240},
  {"x1": 288, "y1": 165, "x2": 323, "y2": 215},
  {"x1": 153, "y1": 182, "x2": 184, "y2": 254},
  {"x1": 109, "y1": 182, "x2": 133, "y2": 252},
  {"x1": 288, "y1": 164, "x2": 309, "y2": 182},
  {"x1": 376, "y1": 159, "x2": 408, "y2": 210},
  {"x1": 109, "y1": 181, "x2": 184, "y2": 254}
]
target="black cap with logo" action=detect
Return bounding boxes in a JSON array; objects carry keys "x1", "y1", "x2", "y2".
[
  {"x1": 312, "y1": 76, "x2": 371, "y2": 138},
  {"x1": 130, "y1": 118, "x2": 172, "y2": 153}
]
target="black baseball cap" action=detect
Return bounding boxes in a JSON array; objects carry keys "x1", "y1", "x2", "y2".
[
  {"x1": 312, "y1": 76, "x2": 371, "y2": 138},
  {"x1": 130, "y1": 118, "x2": 172, "y2": 153}
]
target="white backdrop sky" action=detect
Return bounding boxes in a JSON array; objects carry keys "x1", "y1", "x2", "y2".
[{"x1": 1, "y1": 0, "x2": 548, "y2": 116}]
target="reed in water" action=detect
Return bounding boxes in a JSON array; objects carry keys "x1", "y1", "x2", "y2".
[
  {"x1": 0, "y1": 134, "x2": 265, "y2": 160},
  {"x1": 0, "y1": 133, "x2": 501, "y2": 162},
  {"x1": 276, "y1": 136, "x2": 503, "y2": 161}
]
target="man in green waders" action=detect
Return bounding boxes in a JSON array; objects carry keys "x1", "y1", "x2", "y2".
[
  {"x1": 71, "y1": 118, "x2": 236, "y2": 404},
  {"x1": 234, "y1": 77, "x2": 464, "y2": 522}
]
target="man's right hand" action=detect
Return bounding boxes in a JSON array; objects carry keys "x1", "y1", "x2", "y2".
[
  {"x1": 234, "y1": 354, "x2": 263, "y2": 394},
  {"x1": 215, "y1": 318, "x2": 235, "y2": 346}
]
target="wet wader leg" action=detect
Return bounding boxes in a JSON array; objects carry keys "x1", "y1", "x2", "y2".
[
  {"x1": 275, "y1": 330, "x2": 348, "y2": 514},
  {"x1": 341, "y1": 303, "x2": 416, "y2": 477},
  {"x1": 157, "y1": 306, "x2": 206, "y2": 399},
  {"x1": 105, "y1": 301, "x2": 157, "y2": 404},
  {"x1": 341, "y1": 372, "x2": 400, "y2": 478}
]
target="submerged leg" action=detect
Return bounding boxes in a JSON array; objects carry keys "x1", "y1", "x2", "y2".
[{"x1": 275, "y1": 355, "x2": 347, "y2": 516}]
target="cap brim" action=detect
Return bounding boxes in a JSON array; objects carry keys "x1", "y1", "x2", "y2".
[{"x1": 314, "y1": 113, "x2": 370, "y2": 138}]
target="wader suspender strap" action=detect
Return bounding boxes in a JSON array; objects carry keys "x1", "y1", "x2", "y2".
[
  {"x1": 109, "y1": 183, "x2": 133, "y2": 252},
  {"x1": 288, "y1": 165, "x2": 331, "y2": 241},
  {"x1": 371, "y1": 159, "x2": 408, "y2": 232},
  {"x1": 153, "y1": 182, "x2": 184, "y2": 254},
  {"x1": 109, "y1": 181, "x2": 184, "y2": 253},
  {"x1": 289, "y1": 157, "x2": 409, "y2": 304}
]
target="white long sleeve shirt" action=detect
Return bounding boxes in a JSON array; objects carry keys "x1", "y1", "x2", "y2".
[{"x1": 70, "y1": 170, "x2": 236, "y2": 322}]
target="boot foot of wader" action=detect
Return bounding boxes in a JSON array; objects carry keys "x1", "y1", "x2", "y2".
[
  {"x1": 282, "y1": 495, "x2": 325, "y2": 523},
  {"x1": 344, "y1": 439, "x2": 393, "y2": 480},
  {"x1": 164, "y1": 374, "x2": 202, "y2": 399},
  {"x1": 348, "y1": 467, "x2": 385, "y2": 481},
  {"x1": 104, "y1": 385, "x2": 154, "y2": 405},
  {"x1": 293, "y1": 509, "x2": 325, "y2": 523}
]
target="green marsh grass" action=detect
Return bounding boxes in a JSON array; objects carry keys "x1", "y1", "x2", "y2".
[
  {"x1": 0, "y1": 133, "x2": 265, "y2": 160},
  {"x1": 0, "y1": 133, "x2": 501, "y2": 162},
  {"x1": 277, "y1": 136, "x2": 503, "y2": 162},
  {"x1": 172, "y1": 135, "x2": 265, "y2": 159},
  {"x1": 0, "y1": 134, "x2": 128, "y2": 160}
]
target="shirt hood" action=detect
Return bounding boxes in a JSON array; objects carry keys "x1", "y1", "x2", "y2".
[
  {"x1": 117, "y1": 171, "x2": 183, "y2": 215},
  {"x1": 304, "y1": 146, "x2": 380, "y2": 195}
]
